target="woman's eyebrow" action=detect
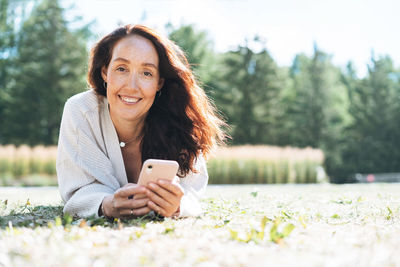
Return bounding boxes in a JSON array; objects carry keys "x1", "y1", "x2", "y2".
[
  {"x1": 143, "y1": 63, "x2": 157, "y2": 69},
  {"x1": 112, "y1": 58, "x2": 157, "y2": 69},
  {"x1": 112, "y1": 57, "x2": 130, "y2": 63}
]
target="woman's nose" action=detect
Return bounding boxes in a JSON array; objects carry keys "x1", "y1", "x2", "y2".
[{"x1": 127, "y1": 73, "x2": 139, "y2": 90}]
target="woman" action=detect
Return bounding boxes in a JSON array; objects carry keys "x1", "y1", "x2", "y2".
[{"x1": 56, "y1": 24, "x2": 225, "y2": 219}]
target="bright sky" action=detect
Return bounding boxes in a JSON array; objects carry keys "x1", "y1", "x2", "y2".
[{"x1": 64, "y1": 0, "x2": 400, "y2": 77}]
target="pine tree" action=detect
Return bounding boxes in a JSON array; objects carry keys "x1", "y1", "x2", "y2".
[
  {"x1": 166, "y1": 23, "x2": 216, "y2": 91},
  {"x1": 215, "y1": 38, "x2": 284, "y2": 144},
  {"x1": 2, "y1": 0, "x2": 91, "y2": 145},
  {"x1": 337, "y1": 55, "x2": 400, "y2": 180},
  {"x1": 284, "y1": 45, "x2": 349, "y2": 149},
  {"x1": 0, "y1": 0, "x2": 17, "y2": 143}
]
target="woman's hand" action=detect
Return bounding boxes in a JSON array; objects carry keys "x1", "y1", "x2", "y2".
[
  {"x1": 145, "y1": 179, "x2": 184, "y2": 217},
  {"x1": 102, "y1": 183, "x2": 151, "y2": 218}
]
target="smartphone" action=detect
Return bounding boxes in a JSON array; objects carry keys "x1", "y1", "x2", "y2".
[
  {"x1": 137, "y1": 159, "x2": 179, "y2": 186},
  {"x1": 133, "y1": 159, "x2": 179, "y2": 199}
]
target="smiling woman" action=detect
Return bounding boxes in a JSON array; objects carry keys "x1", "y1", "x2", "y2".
[
  {"x1": 56, "y1": 24, "x2": 226, "y2": 219},
  {"x1": 102, "y1": 35, "x2": 164, "y2": 128}
]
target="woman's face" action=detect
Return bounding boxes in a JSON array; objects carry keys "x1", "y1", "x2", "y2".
[{"x1": 102, "y1": 34, "x2": 164, "y2": 125}]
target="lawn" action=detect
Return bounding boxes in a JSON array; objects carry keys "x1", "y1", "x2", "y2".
[{"x1": 0, "y1": 184, "x2": 399, "y2": 266}]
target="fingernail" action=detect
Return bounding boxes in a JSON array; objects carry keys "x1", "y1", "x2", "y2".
[
  {"x1": 149, "y1": 183, "x2": 155, "y2": 188},
  {"x1": 159, "y1": 179, "x2": 165, "y2": 184}
]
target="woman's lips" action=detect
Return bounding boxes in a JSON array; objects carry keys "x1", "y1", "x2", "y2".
[{"x1": 119, "y1": 95, "x2": 141, "y2": 104}]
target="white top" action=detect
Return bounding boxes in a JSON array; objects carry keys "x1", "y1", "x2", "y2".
[{"x1": 56, "y1": 89, "x2": 208, "y2": 218}]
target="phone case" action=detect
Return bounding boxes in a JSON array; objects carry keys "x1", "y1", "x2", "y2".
[{"x1": 137, "y1": 159, "x2": 179, "y2": 186}]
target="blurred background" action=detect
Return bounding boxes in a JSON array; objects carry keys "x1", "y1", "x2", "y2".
[{"x1": 1, "y1": 0, "x2": 399, "y2": 185}]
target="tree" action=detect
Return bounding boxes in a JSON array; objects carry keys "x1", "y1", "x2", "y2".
[
  {"x1": 215, "y1": 37, "x2": 284, "y2": 144},
  {"x1": 166, "y1": 24, "x2": 232, "y2": 138},
  {"x1": 283, "y1": 45, "x2": 349, "y2": 149},
  {"x1": 334, "y1": 55, "x2": 400, "y2": 182},
  {"x1": 2, "y1": 0, "x2": 91, "y2": 145},
  {"x1": 278, "y1": 45, "x2": 351, "y2": 182},
  {"x1": 166, "y1": 24, "x2": 215, "y2": 85},
  {"x1": 0, "y1": 0, "x2": 17, "y2": 143}
]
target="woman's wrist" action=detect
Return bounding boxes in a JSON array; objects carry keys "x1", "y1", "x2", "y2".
[{"x1": 100, "y1": 196, "x2": 114, "y2": 219}]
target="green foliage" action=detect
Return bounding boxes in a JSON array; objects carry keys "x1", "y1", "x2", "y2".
[
  {"x1": 1, "y1": 0, "x2": 91, "y2": 145},
  {"x1": 229, "y1": 216, "x2": 295, "y2": 244},
  {"x1": 166, "y1": 25, "x2": 400, "y2": 182},
  {"x1": 0, "y1": 201, "x2": 161, "y2": 229},
  {"x1": 279, "y1": 45, "x2": 350, "y2": 180},
  {"x1": 0, "y1": 145, "x2": 57, "y2": 184},
  {"x1": 329, "y1": 56, "x2": 400, "y2": 182},
  {"x1": 0, "y1": 0, "x2": 18, "y2": 144},
  {"x1": 166, "y1": 23, "x2": 216, "y2": 92},
  {"x1": 386, "y1": 206, "x2": 393, "y2": 220},
  {"x1": 215, "y1": 38, "x2": 285, "y2": 144},
  {"x1": 269, "y1": 218, "x2": 295, "y2": 244},
  {"x1": 11, "y1": 156, "x2": 29, "y2": 178},
  {"x1": 229, "y1": 216, "x2": 271, "y2": 243},
  {"x1": 0, "y1": 158, "x2": 12, "y2": 175}
]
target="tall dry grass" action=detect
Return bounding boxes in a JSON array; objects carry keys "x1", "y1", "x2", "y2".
[
  {"x1": 0, "y1": 145, "x2": 57, "y2": 184},
  {"x1": 0, "y1": 145, "x2": 325, "y2": 185},
  {"x1": 207, "y1": 145, "x2": 325, "y2": 184}
]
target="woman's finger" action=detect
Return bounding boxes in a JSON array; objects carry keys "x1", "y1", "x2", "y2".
[
  {"x1": 147, "y1": 182, "x2": 176, "y2": 204},
  {"x1": 133, "y1": 193, "x2": 147, "y2": 200},
  {"x1": 145, "y1": 187, "x2": 174, "y2": 209},
  {"x1": 119, "y1": 206, "x2": 152, "y2": 217},
  {"x1": 156, "y1": 179, "x2": 184, "y2": 197},
  {"x1": 147, "y1": 200, "x2": 167, "y2": 217},
  {"x1": 113, "y1": 197, "x2": 149, "y2": 210},
  {"x1": 114, "y1": 185, "x2": 147, "y2": 198}
]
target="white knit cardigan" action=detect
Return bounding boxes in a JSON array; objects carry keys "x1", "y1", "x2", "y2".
[{"x1": 56, "y1": 90, "x2": 208, "y2": 218}]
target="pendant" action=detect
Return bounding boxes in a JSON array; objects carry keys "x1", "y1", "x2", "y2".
[{"x1": 120, "y1": 142, "x2": 126, "y2": 148}]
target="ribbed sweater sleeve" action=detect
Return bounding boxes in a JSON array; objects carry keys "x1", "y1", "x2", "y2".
[{"x1": 56, "y1": 93, "x2": 119, "y2": 218}]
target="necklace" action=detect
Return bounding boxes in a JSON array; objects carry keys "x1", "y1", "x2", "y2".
[{"x1": 119, "y1": 134, "x2": 142, "y2": 148}]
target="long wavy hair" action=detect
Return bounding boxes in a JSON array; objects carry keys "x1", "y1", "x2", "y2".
[{"x1": 88, "y1": 24, "x2": 226, "y2": 176}]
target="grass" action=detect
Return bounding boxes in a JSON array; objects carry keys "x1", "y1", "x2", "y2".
[{"x1": 1, "y1": 184, "x2": 400, "y2": 266}]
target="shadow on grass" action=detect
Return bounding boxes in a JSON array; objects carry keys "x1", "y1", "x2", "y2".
[{"x1": 0, "y1": 203, "x2": 164, "y2": 229}]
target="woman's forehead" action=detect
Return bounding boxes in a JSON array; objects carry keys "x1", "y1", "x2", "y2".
[{"x1": 111, "y1": 35, "x2": 159, "y2": 66}]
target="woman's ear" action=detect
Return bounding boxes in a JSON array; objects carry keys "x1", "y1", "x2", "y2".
[
  {"x1": 101, "y1": 66, "x2": 108, "y2": 83},
  {"x1": 158, "y1": 78, "x2": 165, "y2": 91}
]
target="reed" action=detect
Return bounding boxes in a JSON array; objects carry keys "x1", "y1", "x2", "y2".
[
  {"x1": 0, "y1": 145, "x2": 57, "y2": 182},
  {"x1": 207, "y1": 145, "x2": 324, "y2": 184},
  {"x1": 0, "y1": 144, "x2": 325, "y2": 185}
]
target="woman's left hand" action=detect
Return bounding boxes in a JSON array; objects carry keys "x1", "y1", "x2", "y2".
[{"x1": 145, "y1": 179, "x2": 184, "y2": 217}]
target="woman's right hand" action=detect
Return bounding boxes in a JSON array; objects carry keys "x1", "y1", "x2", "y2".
[{"x1": 101, "y1": 183, "x2": 151, "y2": 218}]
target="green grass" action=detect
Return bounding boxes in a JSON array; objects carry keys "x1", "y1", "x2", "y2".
[{"x1": 1, "y1": 184, "x2": 399, "y2": 266}]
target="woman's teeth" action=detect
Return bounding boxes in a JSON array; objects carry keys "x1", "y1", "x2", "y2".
[{"x1": 121, "y1": 96, "x2": 139, "y2": 103}]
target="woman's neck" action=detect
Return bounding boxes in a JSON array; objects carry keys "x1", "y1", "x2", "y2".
[{"x1": 110, "y1": 113, "x2": 145, "y2": 143}]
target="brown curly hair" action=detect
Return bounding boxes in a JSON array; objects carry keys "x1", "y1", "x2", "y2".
[{"x1": 87, "y1": 24, "x2": 226, "y2": 176}]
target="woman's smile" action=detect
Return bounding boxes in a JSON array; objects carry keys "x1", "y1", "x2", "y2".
[{"x1": 119, "y1": 95, "x2": 141, "y2": 104}]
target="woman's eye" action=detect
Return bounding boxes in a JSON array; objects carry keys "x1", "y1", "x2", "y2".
[
  {"x1": 144, "y1": 71, "x2": 153, "y2": 77},
  {"x1": 116, "y1": 67, "x2": 126, "y2": 72}
]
